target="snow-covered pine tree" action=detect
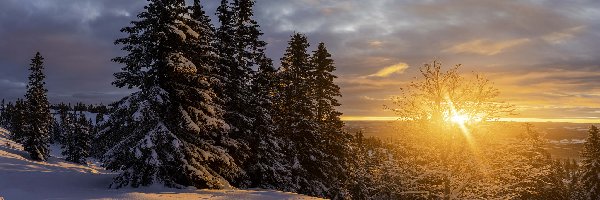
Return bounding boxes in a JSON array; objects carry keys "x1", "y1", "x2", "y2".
[
  {"x1": 187, "y1": 0, "x2": 217, "y2": 70},
  {"x1": 61, "y1": 111, "x2": 91, "y2": 164},
  {"x1": 215, "y1": 0, "x2": 254, "y2": 162},
  {"x1": 309, "y1": 42, "x2": 351, "y2": 198},
  {"x1": 215, "y1": 0, "x2": 286, "y2": 189},
  {"x1": 23, "y1": 52, "x2": 51, "y2": 161},
  {"x1": 243, "y1": 57, "x2": 292, "y2": 189},
  {"x1": 580, "y1": 125, "x2": 600, "y2": 199},
  {"x1": 347, "y1": 131, "x2": 374, "y2": 199},
  {"x1": 101, "y1": 0, "x2": 237, "y2": 189},
  {"x1": 565, "y1": 159, "x2": 586, "y2": 199},
  {"x1": 276, "y1": 33, "x2": 326, "y2": 196}
]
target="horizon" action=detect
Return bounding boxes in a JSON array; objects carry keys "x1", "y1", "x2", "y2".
[{"x1": 341, "y1": 116, "x2": 600, "y2": 124}]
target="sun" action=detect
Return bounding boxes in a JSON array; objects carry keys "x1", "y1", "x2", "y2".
[{"x1": 450, "y1": 113, "x2": 469, "y2": 124}]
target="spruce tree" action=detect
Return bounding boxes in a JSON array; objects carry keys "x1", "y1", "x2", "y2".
[
  {"x1": 188, "y1": 0, "x2": 217, "y2": 70},
  {"x1": 240, "y1": 56, "x2": 292, "y2": 189},
  {"x1": 62, "y1": 111, "x2": 91, "y2": 164},
  {"x1": 0, "y1": 99, "x2": 5, "y2": 128},
  {"x1": 276, "y1": 33, "x2": 323, "y2": 195},
  {"x1": 216, "y1": 0, "x2": 256, "y2": 150},
  {"x1": 61, "y1": 111, "x2": 76, "y2": 161},
  {"x1": 49, "y1": 116, "x2": 61, "y2": 144},
  {"x1": 273, "y1": 34, "x2": 352, "y2": 198},
  {"x1": 23, "y1": 52, "x2": 51, "y2": 161},
  {"x1": 311, "y1": 43, "x2": 343, "y2": 129},
  {"x1": 101, "y1": 0, "x2": 237, "y2": 189},
  {"x1": 580, "y1": 125, "x2": 600, "y2": 199},
  {"x1": 54, "y1": 103, "x2": 71, "y2": 144},
  {"x1": 0, "y1": 99, "x2": 11, "y2": 129},
  {"x1": 8, "y1": 99, "x2": 27, "y2": 143},
  {"x1": 215, "y1": 0, "x2": 285, "y2": 189},
  {"x1": 309, "y1": 42, "x2": 350, "y2": 197}
]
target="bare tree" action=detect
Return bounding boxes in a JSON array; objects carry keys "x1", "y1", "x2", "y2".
[
  {"x1": 386, "y1": 60, "x2": 520, "y2": 199},
  {"x1": 388, "y1": 60, "x2": 514, "y2": 126}
]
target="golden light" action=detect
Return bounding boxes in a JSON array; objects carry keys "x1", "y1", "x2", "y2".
[{"x1": 450, "y1": 113, "x2": 469, "y2": 124}]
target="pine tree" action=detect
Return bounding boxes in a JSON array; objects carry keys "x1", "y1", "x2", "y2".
[
  {"x1": 216, "y1": 0, "x2": 256, "y2": 151},
  {"x1": 240, "y1": 56, "x2": 292, "y2": 189},
  {"x1": 101, "y1": 0, "x2": 237, "y2": 189},
  {"x1": 187, "y1": 0, "x2": 217, "y2": 70},
  {"x1": 53, "y1": 103, "x2": 71, "y2": 144},
  {"x1": 271, "y1": 34, "x2": 353, "y2": 198},
  {"x1": 215, "y1": 0, "x2": 285, "y2": 189},
  {"x1": 580, "y1": 125, "x2": 600, "y2": 199},
  {"x1": 0, "y1": 99, "x2": 12, "y2": 130},
  {"x1": 311, "y1": 43, "x2": 342, "y2": 125},
  {"x1": 23, "y1": 52, "x2": 51, "y2": 161},
  {"x1": 0, "y1": 99, "x2": 5, "y2": 128},
  {"x1": 276, "y1": 33, "x2": 325, "y2": 195},
  {"x1": 347, "y1": 131, "x2": 374, "y2": 199},
  {"x1": 309, "y1": 42, "x2": 350, "y2": 198},
  {"x1": 8, "y1": 99, "x2": 27, "y2": 143},
  {"x1": 61, "y1": 111, "x2": 91, "y2": 164},
  {"x1": 49, "y1": 116, "x2": 61, "y2": 144},
  {"x1": 277, "y1": 33, "x2": 313, "y2": 123}
]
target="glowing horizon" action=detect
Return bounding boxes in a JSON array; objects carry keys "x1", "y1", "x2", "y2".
[{"x1": 341, "y1": 115, "x2": 600, "y2": 124}]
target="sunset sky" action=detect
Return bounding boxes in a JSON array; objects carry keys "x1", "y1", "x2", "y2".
[{"x1": 1, "y1": 0, "x2": 599, "y2": 122}]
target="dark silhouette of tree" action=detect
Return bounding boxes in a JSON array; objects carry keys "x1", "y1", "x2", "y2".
[
  {"x1": 0, "y1": 99, "x2": 6, "y2": 128},
  {"x1": 309, "y1": 42, "x2": 351, "y2": 197},
  {"x1": 7, "y1": 99, "x2": 27, "y2": 143},
  {"x1": 275, "y1": 33, "x2": 316, "y2": 194},
  {"x1": 273, "y1": 33, "x2": 352, "y2": 198},
  {"x1": 215, "y1": 0, "x2": 285, "y2": 189},
  {"x1": 23, "y1": 52, "x2": 51, "y2": 161},
  {"x1": 61, "y1": 111, "x2": 91, "y2": 164}
]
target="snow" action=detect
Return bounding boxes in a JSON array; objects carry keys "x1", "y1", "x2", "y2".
[
  {"x1": 169, "y1": 24, "x2": 186, "y2": 40},
  {"x1": 168, "y1": 52, "x2": 197, "y2": 74},
  {"x1": 0, "y1": 127, "x2": 321, "y2": 200}
]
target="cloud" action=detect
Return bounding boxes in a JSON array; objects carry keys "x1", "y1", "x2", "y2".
[
  {"x1": 367, "y1": 63, "x2": 409, "y2": 78},
  {"x1": 361, "y1": 96, "x2": 389, "y2": 101},
  {"x1": 1, "y1": 0, "x2": 600, "y2": 120},
  {"x1": 0, "y1": 79, "x2": 26, "y2": 88},
  {"x1": 444, "y1": 38, "x2": 531, "y2": 56},
  {"x1": 542, "y1": 26, "x2": 586, "y2": 44},
  {"x1": 368, "y1": 40, "x2": 383, "y2": 48}
]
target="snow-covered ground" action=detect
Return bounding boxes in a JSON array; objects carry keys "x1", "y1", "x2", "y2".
[{"x1": 0, "y1": 127, "x2": 321, "y2": 200}]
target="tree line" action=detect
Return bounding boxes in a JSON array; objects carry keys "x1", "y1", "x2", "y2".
[
  {"x1": 0, "y1": 0, "x2": 352, "y2": 198},
  {"x1": 2, "y1": 0, "x2": 600, "y2": 199}
]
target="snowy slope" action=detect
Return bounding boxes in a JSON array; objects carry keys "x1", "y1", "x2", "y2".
[{"x1": 0, "y1": 127, "x2": 321, "y2": 200}]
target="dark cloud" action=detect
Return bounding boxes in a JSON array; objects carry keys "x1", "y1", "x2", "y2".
[{"x1": 0, "y1": 0, "x2": 599, "y2": 120}]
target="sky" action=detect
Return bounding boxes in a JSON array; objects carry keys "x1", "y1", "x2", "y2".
[{"x1": 0, "y1": 0, "x2": 599, "y2": 122}]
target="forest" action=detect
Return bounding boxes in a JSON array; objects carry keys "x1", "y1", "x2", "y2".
[{"x1": 1, "y1": 0, "x2": 600, "y2": 199}]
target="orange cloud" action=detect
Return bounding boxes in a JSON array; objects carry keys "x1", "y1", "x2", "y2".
[
  {"x1": 542, "y1": 26, "x2": 585, "y2": 44},
  {"x1": 367, "y1": 63, "x2": 409, "y2": 77},
  {"x1": 368, "y1": 40, "x2": 384, "y2": 48},
  {"x1": 444, "y1": 38, "x2": 530, "y2": 55}
]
